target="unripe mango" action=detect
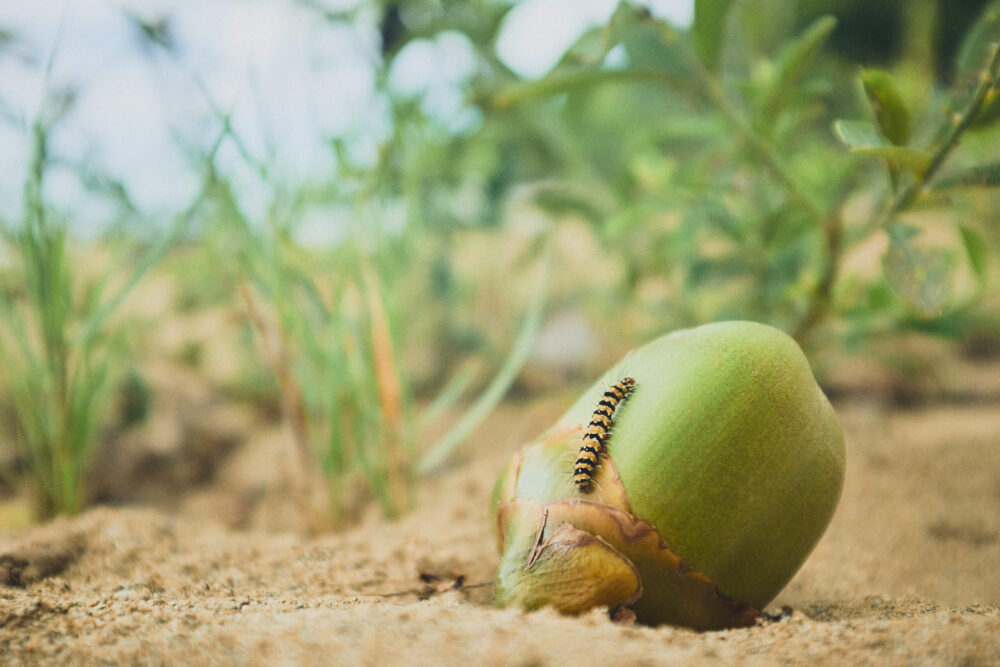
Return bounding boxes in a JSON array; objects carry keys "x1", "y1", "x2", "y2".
[{"x1": 491, "y1": 321, "x2": 845, "y2": 629}]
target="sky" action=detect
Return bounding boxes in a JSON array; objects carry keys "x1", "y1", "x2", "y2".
[{"x1": 0, "y1": 0, "x2": 694, "y2": 235}]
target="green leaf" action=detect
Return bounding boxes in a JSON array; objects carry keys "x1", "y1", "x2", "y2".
[
  {"x1": 566, "y1": 6, "x2": 642, "y2": 66},
  {"x1": 883, "y1": 223, "x2": 951, "y2": 316},
  {"x1": 623, "y1": 22, "x2": 691, "y2": 77},
  {"x1": 718, "y1": 0, "x2": 797, "y2": 106},
  {"x1": 603, "y1": 2, "x2": 648, "y2": 56},
  {"x1": 932, "y1": 162, "x2": 1000, "y2": 189},
  {"x1": 534, "y1": 187, "x2": 605, "y2": 223},
  {"x1": 959, "y1": 225, "x2": 989, "y2": 282},
  {"x1": 493, "y1": 69, "x2": 683, "y2": 108},
  {"x1": 833, "y1": 119, "x2": 885, "y2": 149},
  {"x1": 564, "y1": 27, "x2": 607, "y2": 66},
  {"x1": 860, "y1": 69, "x2": 912, "y2": 145},
  {"x1": 973, "y1": 92, "x2": 1000, "y2": 127},
  {"x1": 850, "y1": 146, "x2": 932, "y2": 175},
  {"x1": 835, "y1": 118, "x2": 929, "y2": 175},
  {"x1": 866, "y1": 282, "x2": 897, "y2": 311},
  {"x1": 756, "y1": 15, "x2": 836, "y2": 121},
  {"x1": 721, "y1": 0, "x2": 797, "y2": 72},
  {"x1": 771, "y1": 15, "x2": 837, "y2": 93},
  {"x1": 693, "y1": 0, "x2": 735, "y2": 70},
  {"x1": 955, "y1": 4, "x2": 1000, "y2": 77}
]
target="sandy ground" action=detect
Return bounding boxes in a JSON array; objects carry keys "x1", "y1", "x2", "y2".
[{"x1": 1, "y1": 389, "x2": 999, "y2": 665}]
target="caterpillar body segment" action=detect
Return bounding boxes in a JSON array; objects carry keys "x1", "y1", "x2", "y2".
[{"x1": 574, "y1": 377, "x2": 635, "y2": 492}]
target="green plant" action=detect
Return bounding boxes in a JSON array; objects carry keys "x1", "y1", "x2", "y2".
[
  {"x1": 109, "y1": 1, "x2": 551, "y2": 525},
  {"x1": 491, "y1": 321, "x2": 844, "y2": 629},
  {"x1": 238, "y1": 222, "x2": 418, "y2": 523},
  {"x1": 229, "y1": 201, "x2": 548, "y2": 526},
  {"x1": 491, "y1": 1, "x2": 1000, "y2": 354},
  {"x1": 0, "y1": 105, "x2": 174, "y2": 520},
  {"x1": 200, "y1": 120, "x2": 548, "y2": 525}
]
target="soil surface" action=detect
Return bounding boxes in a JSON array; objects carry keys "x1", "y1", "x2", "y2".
[{"x1": 1, "y1": 389, "x2": 999, "y2": 664}]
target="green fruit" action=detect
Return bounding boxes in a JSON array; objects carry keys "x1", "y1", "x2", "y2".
[{"x1": 491, "y1": 321, "x2": 845, "y2": 629}]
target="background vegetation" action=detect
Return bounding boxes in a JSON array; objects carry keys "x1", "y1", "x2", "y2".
[{"x1": 1, "y1": 0, "x2": 998, "y2": 525}]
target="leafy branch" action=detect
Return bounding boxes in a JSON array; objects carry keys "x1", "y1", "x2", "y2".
[
  {"x1": 818, "y1": 34, "x2": 1000, "y2": 329},
  {"x1": 882, "y1": 42, "x2": 1000, "y2": 222},
  {"x1": 493, "y1": 3, "x2": 1000, "y2": 347}
]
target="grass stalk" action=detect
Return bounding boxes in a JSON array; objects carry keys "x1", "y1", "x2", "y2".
[
  {"x1": 0, "y1": 111, "x2": 178, "y2": 519},
  {"x1": 419, "y1": 239, "x2": 550, "y2": 475}
]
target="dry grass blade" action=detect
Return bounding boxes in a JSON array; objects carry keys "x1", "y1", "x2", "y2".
[
  {"x1": 361, "y1": 258, "x2": 410, "y2": 515},
  {"x1": 239, "y1": 281, "x2": 329, "y2": 531}
]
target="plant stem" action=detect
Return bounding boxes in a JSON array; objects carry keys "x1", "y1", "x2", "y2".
[
  {"x1": 705, "y1": 81, "x2": 827, "y2": 223},
  {"x1": 795, "y1": 42, "x2": 1000, "y2": 343},
  {"x1": 239, "y1": 281, "x2": 327, "y2": 529},
  {"x1": 662, "y1": 22, "x2": 828, "y2": 225},
  {"x1": 665, "y1": 24, "x2": 849, "y2": 345},
  {"x1": 792, "y1": 211, "x2": 844, "y2": 343},
  {"x1": 879, "y1": 41, "x2": 1000, "y2": 225}
]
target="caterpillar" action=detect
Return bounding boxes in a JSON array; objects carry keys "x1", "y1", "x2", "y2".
[{"x1": 574, "y1": 376, "x2": 635, "y2": 492}]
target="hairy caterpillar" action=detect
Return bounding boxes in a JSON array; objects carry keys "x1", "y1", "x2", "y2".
[{"x1": 574, "y1": 376, "x2": 635, "y2": 492}]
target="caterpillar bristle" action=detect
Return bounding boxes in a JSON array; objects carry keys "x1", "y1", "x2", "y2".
[{"x1": 574, "y1": 376, "x2": 635, "y2": 492}]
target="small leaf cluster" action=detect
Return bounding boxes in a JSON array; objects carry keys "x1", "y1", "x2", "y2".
[{"x1": 492, "y1": 0, "x2": 1000, "y2": 349}]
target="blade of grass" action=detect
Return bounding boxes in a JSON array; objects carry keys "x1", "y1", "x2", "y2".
[
  {"x1": 361, "y1": 258, "x2": 403, "y2": 428},
  {"x1": 417, "y1": 362, "x2": 478, "y2": 430},
  {"x1": 239, "y1": 281, "x2": 316, "y2": 482},
  {"x1": 418, "y1": 237, "x2": 550, "y2": 475},
  {"x1": 361, "y1": 257, "x2": 410, "y2": 514},
  {"x1": 493, "y1": 68, "x2": 686, "y2": 109},
  {"x1": 75, "y1": 215, "x2": 187, "y2": 348},
  {"x1": 341, "y1": 316, "x2": 398, "y2": 517}
]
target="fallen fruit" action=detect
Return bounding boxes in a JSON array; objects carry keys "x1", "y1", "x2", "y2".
[{"x1": 491, "y1": 321, "x2": 845, "y2": 629}]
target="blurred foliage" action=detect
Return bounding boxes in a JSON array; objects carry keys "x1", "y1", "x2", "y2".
[
  {"x1": 0, "y1": 99, "x2": 175, "y2": 519},
  {"x1": 796, "y1": 0, "x2": 989, "y2": 77},
  {"x1": 492, "y1": 0, "x2": 1000, "y2": 357},
  {"x1": 186, "y1": 5, "x2": 549, "y2": 522},
  {"x1": 201, "y1": 141, "x2": 548, "y2": 523},
  {"x1": 1, "y1": 0, "x2": 999, "y2": 523},
  {"x1": 196, "y1": 0, "x2": 1000, "y2": 524}
]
